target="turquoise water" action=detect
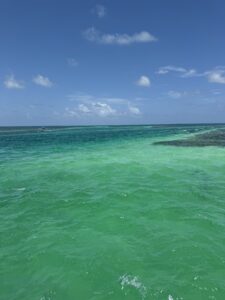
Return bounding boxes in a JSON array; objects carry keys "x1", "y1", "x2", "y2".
[{"x1": 1, "y1": 124, "x2": 225, "y2": 300}]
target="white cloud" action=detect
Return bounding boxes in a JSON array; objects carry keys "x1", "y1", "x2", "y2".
[
  {"x1": 181, "y1": 69, "x2": 197, "y2": 78},
  {"x1": 207, "y1": 70, "x2": 225, "y2": 84},
  {"x1": 65, "y1": 93, "x2": 141, "y2": 117},
  {"x1": 68, "y1": 93, "x2": 128, "y2": 105},
  {"x1": 128, "y1": 105, "x2": 141, "y2": 115},
  {"x1": 4, "y1": 75, "x2": 24, "y2": 89},
  {"x1": 92, "y1": 102, "x2": 116, "y2": 116},
  {"x1": 67, "y1": 102, "x2": 116, "y2": 117},
  {"x1": 157, "y1": 66, "x2": 197, "y2": 77},
  {"x1": 157, "y1": 65, "x2": 225, "y2": 85},
  {"x1": 33, "y1": 75, "x2": 53, "y2": 87},
  {"x1": 157, "y1": 66, "x2": 186, "y2": 75},
  {"x1": 67, "y1": 58, "x2": 78, "y2": 67},
  {"x1": 78, "y1": 104, "x2": 90, "y2": 113},
  {"x1": 136, "y1": 75, "x2": 151, "y2": 87},
  {"x1": 83, "y1": 27, "x2": 157, "y2": 45},
  {"x1": 94, "y1": 4, "x2": 106, "y2": 18},
  {"x1": 167, "y1": 90, "x2": 184, "y2": 99},
  {"x1": 64, "y1": 107, "x2": 79, "y2": 117}
]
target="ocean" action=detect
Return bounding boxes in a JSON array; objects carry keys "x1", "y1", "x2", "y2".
[{"x1": 1, "y1": 124, "x2": 225, "y2": 300}]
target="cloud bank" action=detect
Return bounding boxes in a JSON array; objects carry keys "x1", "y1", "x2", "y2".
[{"x1": 65, "y1": 93, "x2": 142, "y2": 118}]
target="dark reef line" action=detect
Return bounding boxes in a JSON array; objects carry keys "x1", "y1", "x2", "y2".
[{"x1": 154, "y1": 129, "x2": 225, "y2": 147}]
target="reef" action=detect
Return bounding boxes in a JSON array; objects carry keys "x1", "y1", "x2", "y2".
[{"x1": 154, "y1": 129, "x2": 225, "y2": 147}]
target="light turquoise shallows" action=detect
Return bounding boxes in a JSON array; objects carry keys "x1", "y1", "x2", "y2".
[{"x1": 1, "y1": 125, "x2": 225, "y2": 300}]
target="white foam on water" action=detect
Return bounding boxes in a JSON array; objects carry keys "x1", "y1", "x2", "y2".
[
  {"x1": 194, "y1": 276, "x2": 198, "y2": 281},
  {"x1": 168, "y1": 295, "x2": 173, "y2": 300},
  {"x1": 16, "y1": 187, "x2": 26, "y2": 191},
  {"x1": 119, "y1": 274, "x2": 147, "y2": 299},
  {"x1": 40, "y1": 290, "x2": 55, "y2": 300}
]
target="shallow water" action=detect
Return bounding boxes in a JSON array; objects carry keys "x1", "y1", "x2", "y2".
[{"x1": 1, "y1": 124, "x2": 225, "y2": 300}]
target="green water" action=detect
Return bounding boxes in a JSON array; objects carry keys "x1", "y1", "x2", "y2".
[{"x1": 1, "y1": 124, "x2": 225, "y2": 300}]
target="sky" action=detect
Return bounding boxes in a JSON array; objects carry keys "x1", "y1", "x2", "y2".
[{"x1": 1, "y1": 0, "x2": 225, "y2": 126}]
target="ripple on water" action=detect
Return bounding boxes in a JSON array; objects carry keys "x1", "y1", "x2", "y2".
[{"x1": 1, "y1": 124, "x2": 225, "y2": 300}]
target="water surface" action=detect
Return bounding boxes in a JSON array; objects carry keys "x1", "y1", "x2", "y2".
[{"x1": 1, "y1": 124, "x2": 225, "y2": 300}]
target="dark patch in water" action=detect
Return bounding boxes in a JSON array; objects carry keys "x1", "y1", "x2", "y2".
[{"x1": 154, "y1": 129, "x2": 225, "y2": 147}]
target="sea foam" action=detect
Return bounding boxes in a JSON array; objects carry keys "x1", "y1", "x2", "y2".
[{"x1": 119, "y1": 274, "x2": 147, "y2": 299}]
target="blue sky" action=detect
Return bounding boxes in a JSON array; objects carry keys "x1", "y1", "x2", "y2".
[{"x1": 1, "y1": 0, "x2": 225, "y2": 125}]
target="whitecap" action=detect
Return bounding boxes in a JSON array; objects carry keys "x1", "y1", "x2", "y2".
[
  {"x1": 119, "y1": 274, "x2": 147, "y2": 299},
  {"x1": 16, "y1": 187, "x2": 26, "y2": 191},
  {"x1": 194, "y1": 276, "x2": 198, "y2": 281}
]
